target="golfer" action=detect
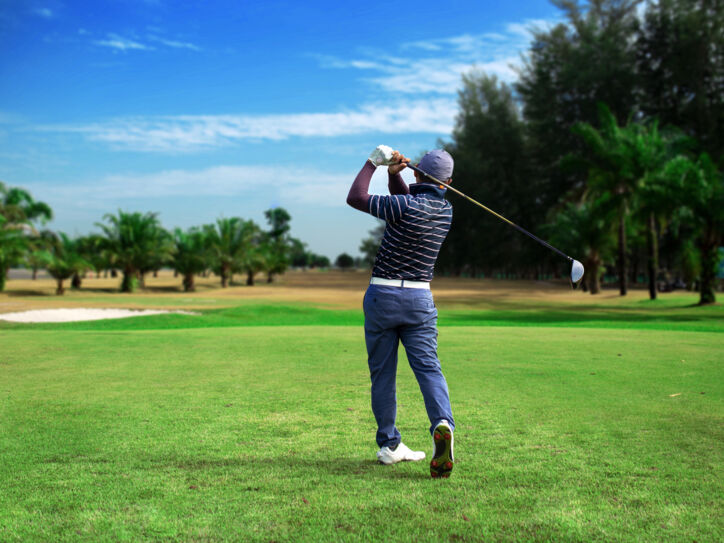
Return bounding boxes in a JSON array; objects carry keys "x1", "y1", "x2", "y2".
[{"x1": 347, "y1": 145, "x2": 455, "y2": 478}]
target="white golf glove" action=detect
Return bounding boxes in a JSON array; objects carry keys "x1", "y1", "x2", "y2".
[{"x1": 367, "y1": 145, "x2": 396, "y2": 167}]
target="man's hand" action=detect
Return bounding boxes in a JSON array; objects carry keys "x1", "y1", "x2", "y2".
[{"x1": 388, "y1": 151, "x2": 410, "y2": 175}]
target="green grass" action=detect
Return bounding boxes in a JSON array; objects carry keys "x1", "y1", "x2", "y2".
[{"x1": 1, "y1": 299, "x2": 722, "y2": 541}]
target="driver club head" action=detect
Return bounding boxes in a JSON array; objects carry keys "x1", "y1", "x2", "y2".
[{"x1": 570, "y1": 259, "x2": 585, "y2": 289}]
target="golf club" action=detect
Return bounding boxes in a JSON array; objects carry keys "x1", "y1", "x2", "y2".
[{"x1": 405, "y1": 161, "x2": 585, "y2": 289}]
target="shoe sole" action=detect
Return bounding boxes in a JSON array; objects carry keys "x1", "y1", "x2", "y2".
[{"x1": 430, "y1": 423, "x2": 453, "y2": 478}]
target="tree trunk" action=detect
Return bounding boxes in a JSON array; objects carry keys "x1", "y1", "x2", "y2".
[
  {"x1": 617, "y1": 213, "x2": 628, "y2": 296},
  {"x1": 247, "y1": 270, "x2": 254, "y2": 286},
  {"x1": 183, "y1": 273, "x2": 195, "y2": 292},
  {"x1": 56, "y1": 278, "x2": 65, "y2": 295},
  {"x1": 174, "y1": 269, "x2": 178, "y2": 278},
  {"x1": 267, "y1": 272, "x2": 274, "y2": 283},
  {"x1": 153, "y1": 270, "x2": 158, "y2": 278},
  {"x1": 588, "y1": 260, "x2": 601, "y2": 295},
  {"x1": 138, "y1": 272, "x2": 146, "y2": 289},
  {"x1": 647, "y1": 213, "x2": 658, "y2": 300},
  {"x1": 699, "y1": 237, "x2": 718, "y2": 305},
  {"x1": 121, "y1": 269, "x2": 136, "y2": 293},
  {"x1": 0, "y1": 268, "x2": 6, "y2": 292},
  {"x1": 32, "y1": 267, "x2": 38, "y2": 280},
  {"x1": 71, "y1": 273, "x2": 82, "y2": 290},
  {"x1": 221, "y1": 265, "x2": 229, "y2": 288}
]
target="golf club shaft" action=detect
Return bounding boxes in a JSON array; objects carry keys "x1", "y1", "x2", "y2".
[{"x1": 405, "y1": 162, "x2": 573, "y2": 262}]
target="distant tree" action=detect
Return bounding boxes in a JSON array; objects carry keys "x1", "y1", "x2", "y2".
[
  {"x1": 516, "y1": 0, "x2": 641, "y2": 212},
  {"x1": 0, "y1": 181, "x2": 53, "y2": 225},
  {"x1": 172, "y1": 227, "x2": 208, "y2": 292},
  {"x1": 681, "y1": 154, "x2": 724, "y2": 304},
  {"x1": 359, "y1": 221, "x2": 384, "y2": 268},
  {"x1": 548, "y1": 198, "x2": 616, "y2": 294},
  {"x1": 335, "y1": 253, "x2": 355, "y2": 270},
  {"x1": 309, "y1": 254, "x2": 330, "y2": 268},
  {"x1": 289, "y1": 237, "x2": 310, "y2": 268},
  {"x1": 204, "y1": 218, "x2": 252, "y2": 288},
  {"x1": 96, "y1": 210, "x2": 168, "y2": 293},
  {"x1": 264, "y1": 207, "x2": 292, "y2": 283},
  {"x1": 45, "y1": 233, "x2": 90, "y2": 295},
  {"x1": 24, "y1": 230, "x2": 56, "y2": 280},
  {"x1": 637, "y1": 0, "x2": 724, "y2": 161},
  {"x1": 0, "y1": 215, "x2": 27, "y2": 292},
  {"x1": 0, "y1": 181, "x2": 53, "y2": 290},
  {"x1": 440, "y1": 72, "x2": 534, "y2": 276},
  {"x1": 570, "y1": 104, "x2": 642, "y2": 296},
  {"x1": 571, "y1": 104, "x2": 694, "y2": 298}
]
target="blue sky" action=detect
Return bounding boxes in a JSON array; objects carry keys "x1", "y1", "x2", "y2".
[{"x1": 0, "y1": 0, "x2": 560, "y2": 259}]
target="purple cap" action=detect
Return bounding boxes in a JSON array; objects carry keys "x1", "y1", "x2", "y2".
[{"x1": 417, "y1": 149, "x2": 454, "y2": 182}]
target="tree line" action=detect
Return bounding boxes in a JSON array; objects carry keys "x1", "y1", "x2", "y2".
[
  {"x1": 432, "y1": 0, "x2": 722, "y2": 304},
  {"x1": 0, "y1": 191, "x2": 331, "y2": 295}
]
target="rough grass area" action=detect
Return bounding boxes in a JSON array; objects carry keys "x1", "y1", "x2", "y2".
[{"x1": 1, "y1": 272, "x2": 722, "y2": 541}]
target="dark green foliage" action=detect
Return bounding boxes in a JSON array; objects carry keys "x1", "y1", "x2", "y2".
[
  {"x1": 96, "y1": 211, "x2": 171, "y2": 293},
  {"x1": 44, "y1": 233, "x2": 90, "y2": 295},
  {"x1": 439, "y1": 72, "x2": 537, "y2": 277},
  {"x1": 335, "y1": 252, "x2": 354, "y2": 270},
  {"x1": 172, "y1": 227, "x2": 209, "y2": 292},
  {"x1": 0, "y1": 181, "x2": 53, "y2": 291},
  {"x1": 637, "y1": 0, "x2": 724, "y2": 161}
]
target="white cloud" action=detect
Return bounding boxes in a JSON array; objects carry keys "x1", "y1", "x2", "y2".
[
  {"x1": 148, "y1": 35, "x2": 201, "y2": 51},
  {"x1": 94, "y1": 33, "x2": 152, "y2": 51},
  {"x1": 319, "y1": 17, "x2": 560, "y2": 94},
  {"x1": 38, "y1": 98, "x2": 458, "y2": 152},
  {"x1": 22, "y1": 164, "x2": 358, "y2": 208}
]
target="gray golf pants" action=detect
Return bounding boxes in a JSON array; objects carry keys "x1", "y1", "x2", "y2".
[{"x1": 363, "y1": 284, "x2": 455, "y2": 448}]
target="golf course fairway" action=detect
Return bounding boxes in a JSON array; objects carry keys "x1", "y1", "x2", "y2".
[{"x1": 1, "y1": 272, "x2": 722, "y2": 541}]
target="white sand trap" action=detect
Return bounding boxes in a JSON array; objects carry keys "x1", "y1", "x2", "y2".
[{"x1": 0, "y1": 308, "x2": 199, "y2": 323}]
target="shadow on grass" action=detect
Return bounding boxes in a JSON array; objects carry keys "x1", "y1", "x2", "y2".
[
  {"x1": 143, "y1": 454, "x2": 429, "y2": 480},
  {"x1": 4, "y1": 289, "x2": 52, "y2": 297}
]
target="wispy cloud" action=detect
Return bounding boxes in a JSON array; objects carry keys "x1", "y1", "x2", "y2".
[
  {"x1": 92, "y1": 32, "x2": 201, "y2": 52},
  {"x1": 318, "y1": 18, "x2": 560, "y2": 94},
  {"x1": 148, "y1": 35, "x2": 201, "y2": 51},
  {"x1": 37, "y1": 98, "x2": 458, "y2": 152},
  {"x1": 22, "y1": 164, "x2": 361, "y2": 208},
  {"x1": 94, "y1": 33, "x2": 153, "y2": 51},
  {"x1": 33, "y1": 7, "x2": 54, "y2": 19}
]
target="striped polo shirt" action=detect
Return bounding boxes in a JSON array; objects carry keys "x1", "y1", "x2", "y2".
[{"x1": 367, "y1": 183, "x2": 452, "y2": 281}]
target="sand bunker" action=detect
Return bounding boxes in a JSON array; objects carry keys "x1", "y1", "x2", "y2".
[{"x1": 0, "y1": 308, "x2": 199, "y2": 323}]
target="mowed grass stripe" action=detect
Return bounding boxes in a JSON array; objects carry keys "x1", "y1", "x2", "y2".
[
  {"x1": 1, "y1": 300, "x2": 722, "y2": 332},
  {"x1": 1, "y1": 326, "x2": 721, "y2": 541}
]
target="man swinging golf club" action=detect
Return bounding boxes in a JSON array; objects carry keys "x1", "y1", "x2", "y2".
[{"x1": 347, "y1": 145, "x2": 455, "y2": 478}]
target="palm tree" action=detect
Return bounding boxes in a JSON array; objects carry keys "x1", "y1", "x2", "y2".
[
  {"x1": 45, "y1": 233, "x2": 90, "y2": 295},
  {"x1": 572, "y1": 104, "x2": 639, "y2": 295},
  {"x1": 0, "y1": 215, "x2": 28, "y2": 292},
  {"x1": 682, "y1": 154, "x2": 724, "y2": 305},
  {"x1": 572, "y1": 104, "x2": 691, "y2": 297},
  {"x1": 0, "y1": 182, "x2": 53, "y2": 225},
  {"x1": 96, "y1": 211, "x2": 169, "y2": 293},
  {"x1": 549, "y1": 198, "x2": 617, "y2": 294},
  {"x1": 172, "y1": 227, "x2": 208, "y2": 292},
  {"x1": 205, "y1": 218, "x2": 256, "y2": 287},
  {"x1": 625, "y1": 123, "x2": 693, "y2": 299},
  {"x1": 25, "y1": 230, "x2": 57, "y2": 280},
  {"x1": 0, "y1": 182, "x2": 53, "y2": 290}
]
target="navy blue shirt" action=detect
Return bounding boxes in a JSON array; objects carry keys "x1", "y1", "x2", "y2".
[{"x1": 367, "y1": 183, "x2": 452, "y2": 281}]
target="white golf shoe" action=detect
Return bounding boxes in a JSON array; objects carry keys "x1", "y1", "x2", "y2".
[
  {"x1": 430, "y1": 420, "x2": 454, "y2": 478},
  {"x1": 376, "y1": 442, "x2": 426, "y2": 465}
]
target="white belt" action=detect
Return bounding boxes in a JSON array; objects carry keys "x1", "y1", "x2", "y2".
[{"x1": 370, "y1": 277, "x2": 430, "y2": 289}]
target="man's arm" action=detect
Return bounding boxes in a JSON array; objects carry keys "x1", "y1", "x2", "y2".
[
  {"x1": 346, "y1": 160, "x2": 375, "y2": 212},
  {"x1": 388, "y1": 171, "x2": 409, "y2": 196}
]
